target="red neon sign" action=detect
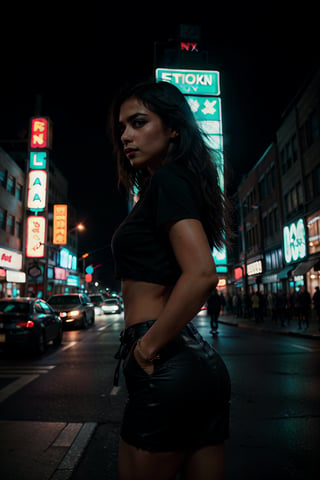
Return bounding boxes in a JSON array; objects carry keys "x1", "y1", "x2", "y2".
[
  {"x1": 30, "y1": 118, "x2": 49, "y2": 149},
  {"x1": 180, "y1": 42, "x2": 198, "y2": 52},
  {"x1": 234, "y1": 267, "x2": 243, "y2": 280}
]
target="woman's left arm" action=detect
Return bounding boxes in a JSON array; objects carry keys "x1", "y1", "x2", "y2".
[{"x1": 139, "y1": 218, "x2": 218, "y2": 360}]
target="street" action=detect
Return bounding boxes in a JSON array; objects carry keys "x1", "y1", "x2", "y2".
[{"x1": 0, "y1": 312, "x2": 319, "y2": 480}]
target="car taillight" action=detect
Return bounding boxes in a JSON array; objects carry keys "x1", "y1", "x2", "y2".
[{"x1": 16, "y1": 320, "x2": 35, "y2": 328}]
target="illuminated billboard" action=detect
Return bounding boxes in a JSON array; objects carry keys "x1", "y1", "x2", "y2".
[
  {"x1": 26, "y1": 216, "x2": 46, "y2": 258},
  {"x1": 283, "y1": 218, "x2": 306, "y2": 264},
  {"x1": 156, "y1": 67, "x2": 226, "y2": 272},
  {"x1": 27, "y1": 170, "x2": 47, "y2": 211},
  {"x1": 156, "y1": 68, "x2": 220, "y2": 95},
  {"x1": 53, "y1": 204, "x2": 68, "y2": 245},
  {"x1": 30, "y1": 118, "x2": 52, "y2": 149}
]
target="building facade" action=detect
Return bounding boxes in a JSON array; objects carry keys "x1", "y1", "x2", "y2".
[
  {"x1": 230, "y1": 67, "x2": 320, "y2": 299},
  {"x1": 0, "y1": 147, "x2": 26, "y2": 297},
  {"x1": 0, "y1": 146, "x2": 83, "y2": 299}
]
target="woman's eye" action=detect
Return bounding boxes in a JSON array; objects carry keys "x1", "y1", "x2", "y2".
[{"x1": 133, "y1": 119, "x2": 146, "y2": 128}]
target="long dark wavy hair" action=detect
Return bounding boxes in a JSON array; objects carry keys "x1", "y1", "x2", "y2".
[{"x1": 110, "y1": 80, "x2": 231, "y2": 250}]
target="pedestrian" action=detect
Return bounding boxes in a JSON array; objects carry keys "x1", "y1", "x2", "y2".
[
  {"x1": 220, "y1": 291, "x2": 226, "y2": 314},
  {"x1": 207, "y1": 288, "x2": 222, "y2": 334},
  {"x1": 251, "y1": 291, "x2": 260, "y2": 323},
  {"x1": 111, "y1": 81, "x2": 231, "y2": 480},
  {"x1": 298, "y1": 286, "x2": 311, "y2": 329},
  {"x1": 267, "y1": 291, "x2": 277, "y2": 323},
  {"x1": 312, "y1": 286, "x2": 320, "y2": 330},
  {"x1": 276, "y1": 290, "x2": 287, "y2": 326}
]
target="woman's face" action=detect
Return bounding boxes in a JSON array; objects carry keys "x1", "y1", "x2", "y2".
[{"x1": 119, "y1": 97, "x2": 176, "y2": 173}]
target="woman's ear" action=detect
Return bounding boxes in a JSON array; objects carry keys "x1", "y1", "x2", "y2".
[{"x1": 170, "y1": 130, "x2": 179, "y2": 139}]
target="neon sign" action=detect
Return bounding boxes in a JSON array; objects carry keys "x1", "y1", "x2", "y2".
[
  {"x1": 180, "y1": 42, "x2": 198, "y2": 52},
  {"x1": 53, "y1": 204, "x2": 68, "y2": 245},
  {"x1": 29, "y1": 152, "x2": 47, "y2": 169},
  {"x1": 30, "y1": 118, "x2": 51, "y2": 149},
  {"x1": 27, "y1": 170, "x2": 47, "y2": 211},
  {"x1": 156, "y1": 67, "x2": 225, "y2": 270},
  {"x1": 283, "y1": 218, "x2": 306, "y2": 264},
  {"x1": 156, "y1": 68, "x2": 220, "y2": 95},
  {"x1": 26, "y1": 216, "x2": 46, "y2": 258}
]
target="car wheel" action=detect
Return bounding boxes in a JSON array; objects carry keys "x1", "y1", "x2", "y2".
[
  {"x1": 81, "y1": 313, "x2": 89, "y2": 329},
  {"x1": 53, "y1": 326, "x2": 63, "y2": 346},
  {"x1": 34, "y1": 330, "x2": 46, "y2": 355}
]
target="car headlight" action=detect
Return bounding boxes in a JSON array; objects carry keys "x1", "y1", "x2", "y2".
[
  {"x1": 60, "y1": 312, "x2": 67, "y2": 318},
  {"x1": 69, "y1": 310, "x2": 81, "y2": 317}
]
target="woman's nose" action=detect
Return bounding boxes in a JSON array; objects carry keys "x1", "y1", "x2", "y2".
[{"x1": 121, "y1": 126, "x2": 131, "y2": 145}]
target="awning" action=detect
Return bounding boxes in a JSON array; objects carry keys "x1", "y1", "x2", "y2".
[
  {"x1": 293, "y1": 258, "x2": 320, "y2": 276},
  {"x1": 277, "y1": 265, "x2": 294, "y2": 279}
]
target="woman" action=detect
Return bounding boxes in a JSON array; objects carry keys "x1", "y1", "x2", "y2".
[{"x1": 111, "y1": 81, "x2": 231, "y2": 480}]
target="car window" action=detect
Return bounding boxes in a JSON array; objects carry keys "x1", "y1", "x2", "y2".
[
  {"x1": 89, "y1": 295, "x2": 102, "y2": 302},
  {"x1": 39, "y1": 301, "x2": 52, "y2": 313},
  {"x1": 82, "y1": 295, "x2": 91, "y2": 304},
  {"x1": 48, "y1": 295, "x2": 80, "y2": 305},
  {"x1": 34, "y1": 303, "x2": 44, "y2": 313},
  {"x1": 0, "y1": 301, "x2": 30, "y2": 313},
  {"x1": 106, "y1": 299, "x2": 118, "y2": 305}
]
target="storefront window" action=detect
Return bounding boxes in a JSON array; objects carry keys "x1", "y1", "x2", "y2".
[{"x1": 308, "y1": 212, "x2": 320, "y2": 255}]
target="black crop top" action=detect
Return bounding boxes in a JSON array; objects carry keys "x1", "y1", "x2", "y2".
[{"x1": 111, "y1": 162, "x2": 211, "y2": 286}]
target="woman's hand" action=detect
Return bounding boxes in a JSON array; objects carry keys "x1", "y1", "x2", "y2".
[{"x1": 133, "y1": 341, "x2": 155, "y2": 375}]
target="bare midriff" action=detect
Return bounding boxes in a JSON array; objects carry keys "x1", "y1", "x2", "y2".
[{"x1": 121, "y1": 279, "x2": 172, "y2": 328}]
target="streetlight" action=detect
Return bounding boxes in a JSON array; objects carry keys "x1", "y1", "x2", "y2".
[{"x1": 68, "y1": 223, "x2": 85, "y2": 234}]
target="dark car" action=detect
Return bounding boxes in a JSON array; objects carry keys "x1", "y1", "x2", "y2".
[
  {"x1": 47, "y1": 293, "x2": 95, "y2": 329},
  {"x1": 0, "y1": 297, "x2": 63, "y2": 354},
  {"x1": 88, "y1": 293, "x2": 108, "y2": 315}
]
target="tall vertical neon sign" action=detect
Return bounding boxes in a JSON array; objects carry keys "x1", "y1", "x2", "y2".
[
  {"x1": 26, "y1": 117, "x2": 51, "y2": 258},
  {"x1": 155, "y1": 68, "x2": 226, "y2": 272}
]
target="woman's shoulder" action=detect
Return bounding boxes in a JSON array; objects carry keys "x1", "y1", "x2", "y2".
[{"x1": 152, "y1": 162, "x2": 197, "y2": 188}]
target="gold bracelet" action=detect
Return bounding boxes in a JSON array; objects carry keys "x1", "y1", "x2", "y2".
[{"x1": 136, "y1": 339, "x2": 160, "y2": 363}]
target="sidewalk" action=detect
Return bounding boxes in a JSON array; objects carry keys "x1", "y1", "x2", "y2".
[
  {"x1": 0, "y1": 420, "x2": 97, "y2": 480},
  {"x1": 217, "y1": 311, "x2": 320, "y2": 339}
]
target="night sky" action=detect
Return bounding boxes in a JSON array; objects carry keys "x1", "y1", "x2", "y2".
[{"x1": 0, "y1": 2, "x2": 319, "y2": 288}]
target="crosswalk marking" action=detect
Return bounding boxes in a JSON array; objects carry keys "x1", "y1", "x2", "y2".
[
  {"x1": 0, "y1": 365, "x2": 55, "y2": 375},
  {"x1": 0, "y1": 365, "x2": 56, "y2": 403},
  {"x1": 291, "y1": 343, "x2": 314, "y2": 352},
  {"x1": 61, "y1": 341, "x2": 77, "y2": 351}
]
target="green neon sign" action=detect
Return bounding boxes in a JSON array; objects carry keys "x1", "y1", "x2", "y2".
[
  {"x1": 186, "y1": 96, "x2": 221, "y2": 121},
  {"x1": 156, "y1": 68, "x2": 220, "y2": 96}
]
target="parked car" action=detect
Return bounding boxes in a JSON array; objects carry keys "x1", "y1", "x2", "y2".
[
  {"x1": 47, "y1": 293, "x2": 95, "y2": 329},
  {"x1": 0, "y1": 297, "x2": 63, "y2": 354},
  {"x1": 88, "y1": 293, "x2": 109, "y2": 315},
  {"x1": 103, "y1": 297, "x2": 123, "y2": 314}
]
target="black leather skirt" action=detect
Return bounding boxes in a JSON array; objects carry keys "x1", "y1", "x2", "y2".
[{"x1": 116, "y1": 320, "x2": 231, "y2": 452}]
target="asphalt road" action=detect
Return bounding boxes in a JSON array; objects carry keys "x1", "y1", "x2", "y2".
[{"x1": 0, "y1": 313, "x2": 319, "y2": 480}]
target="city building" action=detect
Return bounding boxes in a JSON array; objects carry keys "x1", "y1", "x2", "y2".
[
  {"x1": 277, "y1": 67, "x2": 320, "y2": 294},
  {"x1": 230, "y1": 67, "x2": 320, "y2": 299},
  {"x1": 235, "y1": 142, "x2": 284, "y2": 295},
  {"x1": 0, "y1": 147, "x2": 26, "y2": 297},
  {"x1": 0, "y1": 144, "x2": 84, "y2": 299}
]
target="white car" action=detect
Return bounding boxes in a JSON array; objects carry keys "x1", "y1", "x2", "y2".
[{"x1": 103, "y1": 298, "x2": 123, "y2": 314}]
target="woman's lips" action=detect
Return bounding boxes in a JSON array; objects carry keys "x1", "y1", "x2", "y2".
[{"x1": 124, "y1": 148, "x2": 138, "y2": 159}]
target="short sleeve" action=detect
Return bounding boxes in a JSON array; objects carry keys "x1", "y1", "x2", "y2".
[{"x1": 149, "y1": 165, "x2": 202, "y2": 230}]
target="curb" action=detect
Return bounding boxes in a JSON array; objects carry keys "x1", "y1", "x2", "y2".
[
  {"x1": 218, "y1": 318, "x2": 320, "y2": 340},
  {"x1": 50, "y1": 422, "x2": 97, "y2": 480}
]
